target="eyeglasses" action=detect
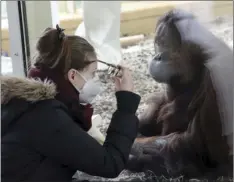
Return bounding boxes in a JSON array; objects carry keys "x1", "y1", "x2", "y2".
[
  {"x1": 97, "y1": 60, "x2": 122, "y2": 77},
  {"x1": 88, "y1": 59, "x2": 147, "y2": 77}
]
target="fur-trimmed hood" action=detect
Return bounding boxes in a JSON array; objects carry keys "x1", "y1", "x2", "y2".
[{"x1": 1, "y1": 76, "x2": 57, "y2": 105}]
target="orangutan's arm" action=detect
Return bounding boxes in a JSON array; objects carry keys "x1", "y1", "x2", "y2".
[{"x1": 138, "y1": 91, "x2": 166, "y2": 136}]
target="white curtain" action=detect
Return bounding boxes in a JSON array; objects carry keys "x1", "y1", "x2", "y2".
[{"x1": 75, "y1": 1, "x2": 122, "y2": 70}]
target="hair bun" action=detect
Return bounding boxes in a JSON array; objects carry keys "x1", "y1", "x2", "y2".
[{"x1": 56, "y1": 24, "x2": 65, "y2": 40}]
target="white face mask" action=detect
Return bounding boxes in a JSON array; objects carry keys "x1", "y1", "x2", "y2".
[{"x1": 76, "y1": 71, "x2": 102, "y2": 104}]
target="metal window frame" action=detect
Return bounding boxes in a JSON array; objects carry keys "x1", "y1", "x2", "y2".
[{"x1": 6, "y1": 1, "x2": 30, "y2": 77}]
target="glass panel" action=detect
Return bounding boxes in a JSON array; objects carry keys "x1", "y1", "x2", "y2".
[
  {"x1": 1, "y1": 1, "x2": 13, "y2": 75},
  {"x1": 2, "y1": 0, "x2": 233, "y2": 181}
]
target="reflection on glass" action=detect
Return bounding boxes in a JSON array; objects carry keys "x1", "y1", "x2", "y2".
[
  {"x1": 1, "y1": 1, "x2": 13, "y2": 75},
  {"x1": 1, "y1": 1, "x2": 233, "y2": 75},
  {"x1": 57, "y1": 1, "x2": 82, "y2": 19}
]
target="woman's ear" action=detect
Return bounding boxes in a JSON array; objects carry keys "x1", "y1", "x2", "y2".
[
  {"x1": 67, "y1": 69, "x2": 77, "y2": 83},
  {"x1": 67, "y1": 69, "x2": 86, "y2": 90}
]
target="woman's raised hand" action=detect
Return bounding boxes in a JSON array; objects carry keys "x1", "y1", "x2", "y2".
[{"x1": 114, "y1": 66, "x2": 134, "y2": 92}]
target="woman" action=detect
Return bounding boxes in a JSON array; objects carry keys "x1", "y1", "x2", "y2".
[{"x1": 1, "y1": 25, "x2": 141, "y2": 181}]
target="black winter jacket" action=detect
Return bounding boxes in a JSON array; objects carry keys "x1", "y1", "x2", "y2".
[{"x1": 1, "y1": 76, "x2": 141, "y2": 182}]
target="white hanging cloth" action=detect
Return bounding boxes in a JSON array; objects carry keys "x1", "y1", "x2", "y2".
[
  {"x1": 174, "y1": 9, "x2": 233, "y2": 154},
  {"x1": 75, "y1": 1, "x2": 122, "y2": 70}
]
